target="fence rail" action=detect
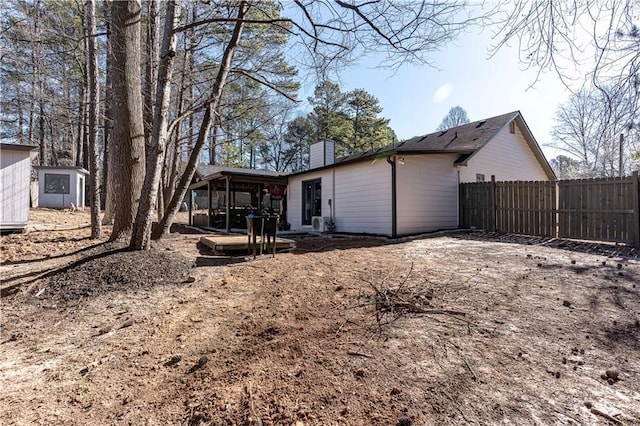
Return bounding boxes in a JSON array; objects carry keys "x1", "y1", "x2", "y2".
[{"x1": 459, "y1": 172, "x2": 640, "y2": 247}]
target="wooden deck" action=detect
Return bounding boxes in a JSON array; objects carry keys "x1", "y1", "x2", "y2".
[{"x1": 199, "y1": 235, "x2": 296, "y2": 255}]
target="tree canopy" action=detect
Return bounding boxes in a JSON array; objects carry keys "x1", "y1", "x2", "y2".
[{"x1": 436, "y1": 106, "x2": 470, "y2": 131}]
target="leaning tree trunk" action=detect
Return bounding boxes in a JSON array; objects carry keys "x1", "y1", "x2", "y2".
[
  {"x1": 152, "y1": 1, "x2": 249, "y2": 240},
  {"x1": 130, "y1": 0, "x2": 181, "y2": 250},
  {"x1": 109, "y1": 0, "x2": 146, "y2": 242},
  {"x1": 86, "y1": 0, "x2": 102, "y2": 238}
]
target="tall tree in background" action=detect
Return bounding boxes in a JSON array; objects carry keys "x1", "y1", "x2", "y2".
[
  {"x1": 153, "y1": 1, "x2": 250, "y2": 240},
  {"x1": 494, "y1": 1, "x2": 639, "y2": 163},
  {"x1": 0, "y1": 0, "x2": 87, "y2": 165},
  {"x1": 130, "y1": 0, "x2": 180, "y2": 250},
  {"x1": 308, "y1": 80, "x2": 350, "y2": 146},
  {"x1": 551, "y1": 86, "x2": 639, "y2": 177},
  {"x1": 109, "y1": 0, "x2": 146, "y2": 242},
  {"x1": 436, "y1": 106, "x2": 470, "y2": 131},
  {"x1": 549, "y1": 155, "x2": 582, "y2": 180},
  {"x1": 346, "y1": 88, "x2": 394, "y2": 152},
  {"x1": 283, "y1": 116, "x2": 315, "y2": 171},
  {"x1": 86, "y1": 0, "x2": 101, "y2": 239},
  {"x1": 299, "y1": 82, "x2": 395, "y2": 158}
]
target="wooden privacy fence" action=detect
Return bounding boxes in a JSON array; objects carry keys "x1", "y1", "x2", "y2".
[{"x1": 459, "y1": 172, "x2": 640, "y2": 246}]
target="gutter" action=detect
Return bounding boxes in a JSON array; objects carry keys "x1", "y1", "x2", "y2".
[{"x1": 386, "y1": 155, "x2": 397, "y2": 238}]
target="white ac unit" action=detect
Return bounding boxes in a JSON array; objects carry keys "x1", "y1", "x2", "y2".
[{"x1": 311, "y1": 216, "x2": 326, "y2": 232}]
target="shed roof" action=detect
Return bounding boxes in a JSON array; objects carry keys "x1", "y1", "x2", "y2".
[
  {"x1": 34, "y1": 166, "x2": 90, "y2": 175},
  {"x1": 0, "y1": 143, "x2": 38, "y2": 152}
]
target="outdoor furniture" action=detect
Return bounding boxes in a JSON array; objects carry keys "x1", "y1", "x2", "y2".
[{"x1": 246, "y1": 216, "x2": 278, "y2": 258}]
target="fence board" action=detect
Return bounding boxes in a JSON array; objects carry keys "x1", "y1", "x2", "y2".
[
  {"x1": 557, "y1": 175, "x2": 638, "y2": 244},
  {"x1": 460, "y1": 173, "x2": 639, "y2": 246}
]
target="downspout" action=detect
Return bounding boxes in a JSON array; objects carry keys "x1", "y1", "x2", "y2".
[
  {"x1": 332, "y1": 167, "x2": 335, "y2": 223},
  {"x1": 386, "y1": 155, "x2": 397, "y2": 238}
]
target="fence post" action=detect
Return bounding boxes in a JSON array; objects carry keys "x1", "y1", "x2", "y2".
[
  {"x1": 490, "y1": 175, "x2": 497, "y2": 232},
  {"x1": 554, "y1": 180, "x2": 559, "y2": 239},
  {"x1": 458, "y1": 183, "x2": 464, "y2": 229},
  {"x1": 633, "y1": 171, "x2": 640, "y2": 248}
]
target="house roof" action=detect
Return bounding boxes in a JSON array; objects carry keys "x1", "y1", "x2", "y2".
[
  {"x1": 399, "y1": 111, "x2": 520, "y2": 153},
  {"x1": 291, "y1": 111, "x2": 555, "y2": 179}
]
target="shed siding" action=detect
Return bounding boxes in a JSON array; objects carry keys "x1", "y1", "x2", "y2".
[
  {"x1": 459, "y1": 124, "x2": 549, "y2": 182},
  {"x1": 334, "y1": 160, "x2": 392, "y2": 235},
  {"x1": 396, "y1": 154, "x2": 459, "y2": 235},
  {"x1": 38, "y1": 169, "x2": 87, "y2": 209},
  {"x1": 0, "y1": 149, "x2": 32, "y2": 229}
]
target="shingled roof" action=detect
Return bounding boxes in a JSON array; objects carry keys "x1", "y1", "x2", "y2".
[
  {"x1": 395, "y1": 111, "x2": 519, "y2": 154},
  {"x1": 336, "y1": 111, "x2": 520, "y2": 164},
  {"x1": 195, "y1": 164, "x2": 286, "y2": 181}
]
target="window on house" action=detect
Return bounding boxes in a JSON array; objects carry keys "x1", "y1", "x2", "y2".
[
  {"x1": 509, "y1": 122, "x2": 516, "y2": 134},
  {"x1": 44, "y1": 173, "x2": 70, "y2": 194},
  {"x1": 476, "y1": 173, "x2": 485, "y2": 182},
  {"x1": 302, "y1": 178, "x2": 321, "y2": 225}
]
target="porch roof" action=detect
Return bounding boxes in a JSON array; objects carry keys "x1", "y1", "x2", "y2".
[{"x1": 190, "y1": 165, "x2": 288, "y2": 191}]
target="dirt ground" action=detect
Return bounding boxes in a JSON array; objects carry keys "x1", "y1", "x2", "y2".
[{"x1": 1, "y1": 208, "x2": 639, "y2": 425}]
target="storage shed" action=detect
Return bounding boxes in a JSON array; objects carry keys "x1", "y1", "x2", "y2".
[
  {"x1": 35, "y1": 166, "x2": 88, "y2": 209},
  {"x1": 0, "y1": 143, "x2": 37, "y2": 232}
]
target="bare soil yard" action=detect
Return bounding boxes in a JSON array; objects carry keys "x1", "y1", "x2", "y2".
[{"x1": 1, "y1": 208, "x2": 639, "y2": 425}]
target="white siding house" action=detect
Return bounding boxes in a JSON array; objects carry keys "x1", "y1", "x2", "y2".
[
  {"x1": 333, "y1": 159, "x2": 392, "y2": 235},
  {"x1": 36, "y1": 166, "x2": 88, "y2": 209},
  {"x1": 458, "y1": 116, "x2": 549, "y2": 182},
  {"x1": 0, "y1": 143, "x2": 37, "y2": 232},
  {"x1": 396, "y1": 154, "x2": 460, "y2": 235},
  {"x1": 287, "y1": 160, "x2": 393, "y2": 234},
  {"x1": 286, "y1": 111, "x2": 554, "y2": 237}
]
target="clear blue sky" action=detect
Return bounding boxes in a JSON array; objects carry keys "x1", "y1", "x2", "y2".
[{"x1": 299, "y1": 27, "x2": 576, "y2": 162}]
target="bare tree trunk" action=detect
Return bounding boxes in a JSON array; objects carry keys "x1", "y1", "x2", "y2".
[
  {"x1": 109, "y1": 0, "x2": 146, "y2": 242},
  {"x1": 102, "y1": 3, "x2": 115, "y2": 223},
  {"x1": 38, "y1": 99, "x2": 46, "y2": 165},
  {"x1": 87, "y1": 0, "x2": 102, "y2": 239},
  {"x1": 152, "y1": 1, "x2": 249, "y2": 240},
  {"x1": 185, "y1": 3, "x2": 197, "y2": 158},
  {"x1": 28, "y1": 0, "x2": 40, "y2": 150},
  {"x1": 75, "y1": 84, "x2": 86, "y2": 167},
  {"x1": 208, "y1": 114, "x2": 219, "y2": 165},
  {"x1": 164, "y1": 130, "x2": 180, "y2": 211},
  {"x1": 130, "y1": 0, "x2": 181, "y2": 250},
  {"x1": 143, "y1": 0, "x2": 160, "y2": 150}
]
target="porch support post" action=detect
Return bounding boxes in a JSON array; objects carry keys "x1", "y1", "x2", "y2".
[
  {"x1": 225, "y1": 175, "x2": 231, "y2": 232},
  {"x1": 207, "y1": 180, "x2": 212, "y2": 227},
  {"x1": 632, "y1": 171, "x2": 639, "y2": 248},
  {"x1": 188, "y1": 188, "x2": 193, "y2": 226}
]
